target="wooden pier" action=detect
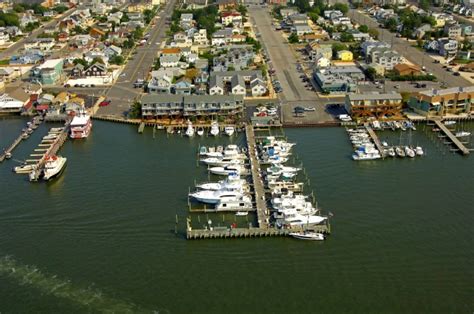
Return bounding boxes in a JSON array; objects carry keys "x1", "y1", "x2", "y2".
[
  {"x1": 27, "y1": 126, "x2": 69, "y2": 181},
  {"x1": 245, "y1": 124, "x2": 269, "y2": 229},
  {"x1": 0, "y1": 117, "x2": 43, "y2": 162},
  {"x1": 364, "y1": 124, "x2": 387, "y2": 158},
  {"x1": 432, "y1": 120, "x2": 470, "y2": 155},
  {"x1": 186, "y1": 218, "x2": 330, "y2": 240}
]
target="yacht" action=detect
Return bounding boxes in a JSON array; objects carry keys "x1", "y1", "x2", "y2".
[
  {"x1": 185, "y1": 122, "x2": 195, "y2": 137},
  {"x1": 267, "y1": 165, "x2": 301, "y2": 176},
  {"x1": 415, "y1": 146, "x2": 424, "y2": 156},
  {"x1": 455, "y1": 131, "x2": 471, "y2": 137},
  {"x1": 13, "y1": 164, "x2": 35, "y2": 174},
  {"x1": 196, "y1": 173, "x2": 247, "y2": 191},
  {"x1": 405, "y1": 146, "x2": 415, "y2": 158},
  {"x1": 210, "y1": 122, "x2": 219, "y2": 136},
  {"x1": 224, "y1": 126, "x2": 235, "y2": 136},
  {"x1": 209, "y1": 165, "x2": 243, "y2": 176},
  {"x1": 42, "y1": 155, "x2": 67, "y2": 181},
  {"x1": 289, "y1": 231, "x2": 325, "y2": 241},
  {"x1": 189, "y1": 189, "x2": 245, "y2": 204},
  {"x1": 197, "y1": 128, "x2": 204, "y2": 136},
  {"x1": 201, "y1": 157, "x2": 244, "y2": 167},
  {"x1": 70, "y1": 113, "x2": 92, "y2": 139},
  {"x1": 276, "y1": 212, "x2": 327, "y2": 227},
  {"x1": 352, "y1": 151, "x2": 381, "y2": 160}
]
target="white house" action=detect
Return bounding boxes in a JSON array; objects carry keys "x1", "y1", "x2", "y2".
[{"x1": 231, "y1": 75, "x2": 246, "y2": 95}]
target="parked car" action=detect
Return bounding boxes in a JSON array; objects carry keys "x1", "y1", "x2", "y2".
[
  {"x1": 453, "y1": 72, "x2": 460, "y2": 76},
  {"x1": 99, "y1": 100, "x2": 111, "y2": 107}
]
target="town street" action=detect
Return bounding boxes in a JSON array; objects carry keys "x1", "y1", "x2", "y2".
[{"x1": 96, "y1": 0, "x2": 177, "y2": 116}]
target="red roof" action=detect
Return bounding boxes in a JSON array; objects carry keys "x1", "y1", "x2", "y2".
[{"x1": 222, "y1": 12, "x2": 241, "y2": 17}]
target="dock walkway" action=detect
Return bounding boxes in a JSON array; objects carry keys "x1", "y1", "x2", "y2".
[
  {"x1": 364, "y1": 124, "x2": 387, "y2": 158},
  {"x1": 245, "y1": 124, "x2": 269, "y2": 229},
  {"x1": 433, "y1": 120, "x2": 470, "y2": 155}
]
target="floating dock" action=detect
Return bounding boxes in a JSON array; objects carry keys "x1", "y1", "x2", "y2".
[
  {"x1": 432, "y1": 120, "x2": 470, "y2": 155},
  {"x1": 0, "y1": 117, "x2": 42, "y2": 162}
]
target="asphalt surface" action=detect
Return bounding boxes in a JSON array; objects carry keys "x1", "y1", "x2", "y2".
[
  {"x1": 345, "y1": 7, "x2": 471, "y2": 88},
  {"x1": 0, "y1": 8, "x2": 77, "y2": 60},
  {"x1": 97, "y1": 0, "x2": 177, "y2": 116},
  {"x1": 249, "y1": 7, "x2": 337, "y2": 124}
]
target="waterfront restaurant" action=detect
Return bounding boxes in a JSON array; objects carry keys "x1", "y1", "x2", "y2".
[
  {"x1": 408, "y1": 86, "x2": 474, "y2": 117},
  {"x1": 141, "y1": 94, "x2": 244, "y2": 119},
  {"x1": 345, "y1": 92, "x2": 403, "y2": 120}
]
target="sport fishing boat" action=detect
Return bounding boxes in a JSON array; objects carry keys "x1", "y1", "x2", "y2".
[
  {"x1": 70, "y1": 112, "x2": 92, "y2": 139},
  {"x1": 209, "y1": 165, "x2": 243, "y2": 176},
  {"x1": 196, "y1": 173, "x2": 247, "y2": 191},
  {"x1": 42, "y1": 155, "x2": 67, "y2": 181},
  {"x1": 185, "y1": 122, "x2": 195, "y2": 137},
  {"x1": 224, "y1": 126, "x2": 235, "y2": 136},
  {"x1": 215, "y1": 196, "x2": 252, "y2": 212},
  {"x1": 201, "y1": 157, "x2": 244, "y2": 167},
  {"x1": 197, "y1": 128, "x2": 204, "y2": 136},
  {"x1": 289, "y1": 231, "x2": 325, "y2": 241},
  {"x1": 189, "y1": 189, "x2": 245, "y2": 204},
  {"x1": 210, "y1": 121, "x2": 219, "y2": 136}
]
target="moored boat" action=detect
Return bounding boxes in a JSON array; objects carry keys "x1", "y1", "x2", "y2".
[
  {"x1": 289, "y1": 231, "x2": 325, "y2": 241},
  {"x1": 185, "y1": 122, "x2": 195, "y2": 137},
  {"x1": 224, "y1": 126, "x2": 235, "y2": 136},
  {"x1": 42, "y1": 155, "x2": 67, "y2": 181},
  {"x1": 210, "y1": 122, "x2": 219, "y2": 136},
  {"x1": 70, "y1": 113, "x2": 92, "y2": 139}
]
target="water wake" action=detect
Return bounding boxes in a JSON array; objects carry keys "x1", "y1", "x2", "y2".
[{"x1": 0, "y1": 255, "x2": 149, "y2": 313}]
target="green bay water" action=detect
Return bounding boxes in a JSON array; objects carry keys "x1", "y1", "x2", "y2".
[{"x1": 0, "y1": 118, "x2": 472, "y2": 313}]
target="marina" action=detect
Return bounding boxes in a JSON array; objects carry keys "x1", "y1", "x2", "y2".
[
  {"x1": 431, "y1": 119, "x2": 471, "y2": 155},
  {"x1": 186, "y1": 124, "x2": 331, "y2": 240}
]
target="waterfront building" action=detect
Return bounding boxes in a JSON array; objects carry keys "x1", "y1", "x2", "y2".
[
  {"x1": 141, "y1": 94, "x2": 244, "y2": 119},
  {"x1": 408, "y1": 87, "x2": 474, "y2": 117},
  {"x1": 345, "y1": 92, "x2": 403, "y2": 120},
  {"x1": 30, "y1": 58, "x2": 64, "y2": 85}
]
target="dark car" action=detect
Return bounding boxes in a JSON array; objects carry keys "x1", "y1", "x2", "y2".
[{"x1": 453, "y1": 72, "x2": 460, "y2": 76}]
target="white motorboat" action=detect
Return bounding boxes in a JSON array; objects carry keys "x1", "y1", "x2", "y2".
[
  {"x1": 70, "y1": 113, "x2": 92, "y2": 139},
  {"x1": 13, "y1": 164, "x2": 35, "y2": 174},
  {"x1": 42, "y1": 155, "x2": 67, "y2": 181},
  {"x1": 455, "y1": 131, "x2": 471, "y2": 137},
  {"x1": 209, "y1": 165, "x2": 243, "y2": 176},
  {"x1": 189, "y1": 189, "x2": 245, "y2": 204},
  {"x1": 210, "y1": 122, "x2": 219, "y2": 136},
  {"x1": 415, "y1": 146, "x2": 424, "y2": 156},
  {"x1": 196, "y1": 174, "x2": 247, "y2": 192},
  {"x1": 352, "y1": 152, "x2": 381, "y2": 160},
  {"x1": 405, "y1": 146, "x2": 415, "y2": 158},
  {"x1": 43, "y1": 134, "x2": 58, "y2": 140},
  {"x1": 224, "y1": 126, "x2": 235, "y2": 136},
  {"x1": 201, "y1": 157, "x2": 244, "y2": 167},
  {"x1": 185, "y1": 122, "x2": 195, "y2": 137},
  {"x1": 444, "y1": 121, "x2": 456, "y2": 126},
  {"x1": 289, "y1": 231, "x2": 325, "y2": 241},
  {"x1": 235, "y1": 211, "x2": 248, "y2": 216},
  {"x1": 277, "y1": 212, "x2": 327, "y2": 226},
  {"x1": 197, "y1": 128, "x2": 204, "y2": 136},
  {"x1": 388, "y1": 147, "x2": 396, "y2": 157},
  {"x1": 396, "y1": 146, "x2": 405, "y2": 157},
  {"x1": 267, "y1": 165, "x2": 301, "y2": 176},
  {"x1": 382, "y1": 141, "x2": 388, "y2": 147},
  {"x1": 50, "y1": 127, "x2": 64, "y2": 132},
  {"x1": 264, "y1": 155, "x2": 288, "y2": 164}
]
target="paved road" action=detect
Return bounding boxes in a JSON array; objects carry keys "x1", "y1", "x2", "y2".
[
  {"x1": 345, "y1": 8, "x2": 471, "y2": 88},
  {"x1": 97, "y1": 0, "x2": 177, "y2": 116},
  {"x1": 249, "y1": 7, "x2": 319, "y2": 103},
  {"x1": 0, "y1": 8, "x2": 77, "y2": 60}
]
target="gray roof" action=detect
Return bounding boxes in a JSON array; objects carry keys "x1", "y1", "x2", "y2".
[
  {"x1": 231, "y1": 75, "x2": 245, "y2": 88},
  {"x1": 210, "y1": 75, "x2": 224, "y2": 88},
  {"x1": 419, "y1": 86, "x2": 474, "y2": 97},
  {"x1": 348, "y1": 92, "x2": 402, "y2": 101}
]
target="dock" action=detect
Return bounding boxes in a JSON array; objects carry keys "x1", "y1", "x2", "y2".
[
  {"x1": 0, "y1": 117, "x2": 43, "y2": 162},
  {"x1": 364, "y1": 124, "x2": 387, "y2": 158},
  {"x1": 432, "y1": 120, "x2": 470, "y2": 155},
  {"x1": 27, "y1": 126, "x2": 69, "y2": 181},
  {"x1": 245, "y1": 124, "x2": 269, "y2": 229},
  {"x1": 186, "y1": 219, "x2": 330, "y2": 240}
]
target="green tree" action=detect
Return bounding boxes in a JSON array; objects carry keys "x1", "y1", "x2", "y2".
[
  {"x1": 308, "y1": 12, "x2": 319, "y2": 23},
  {"x1": 110, "y1": 55, "x2": 124, "y2": 65},
  {"x1": 332, "y1": 43, "x2": 348, "y2": 57},
  {"x1": 73, "y1": 58, "x2": 88, "y2": 67},
  {"x1": 128, "y1": 101, "x2": 142, "y2": 119},
  {"x1": 294, "y1": 0, "x2": 311, "y2": 13},
  {"x1": 340, "y1": 32, "x2": 354, "y2": 42},
  {"x1": 365, "y1": 66, "x2": 377, "y2": 81},
  {"x1": 288, "y1": 32, "x2": 299, "y2": 43},
  {"x1": 13, "y1": 4, "x2": 25, "y2": 13},
  {"x1": 236, "y1": 4, "x2": 248, "y2": 16},
  {"x1": 120, "y1": 13, "x2": 129, "y2": 23},
  {"x1": 368, "y1": 28, "x2": 379, "y2": 39},
  {"x1": 384, "y1": 17, "x2": 398, "y2": 32},
  {"x1": 358, "y1": 24, "x2": 369, "y2": 33},
  {"x1": 53, "y1": 5, "x2": 68, "y2": 14},
  {"x1": 332, "y1": 3, "x2": 349, "y2": 15}
]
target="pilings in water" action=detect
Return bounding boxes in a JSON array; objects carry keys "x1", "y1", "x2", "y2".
[{"x1": 432, "y1": 120, "x2": 470, "y2": 155}]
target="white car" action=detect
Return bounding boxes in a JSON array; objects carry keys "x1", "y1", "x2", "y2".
[{"x1": 338, "y1": 114, "x2": 352, "y2": 122}]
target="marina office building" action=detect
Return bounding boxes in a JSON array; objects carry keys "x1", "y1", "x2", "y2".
[
  {"x1": 141, "y1": 94, "x2": 244, "y2": 119},
  {"x1": 345, "y1": 92, "x2": 403, "y2": 120},
  {"x1": 408, "y1": 86, "x2": 474, "y2": 117}
]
